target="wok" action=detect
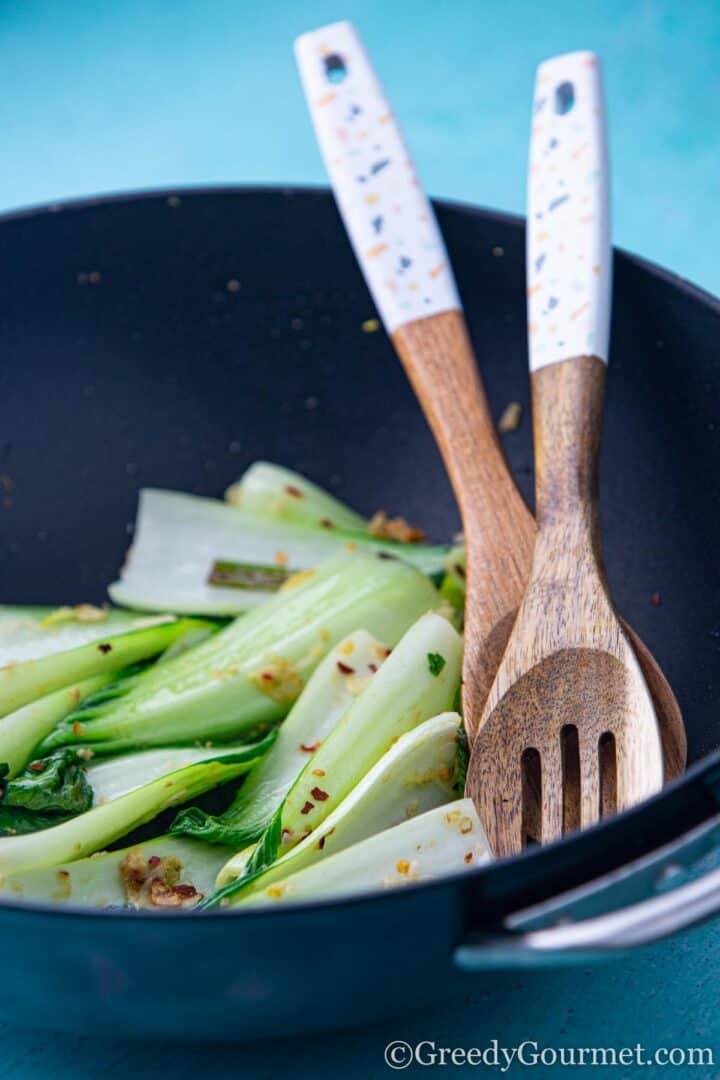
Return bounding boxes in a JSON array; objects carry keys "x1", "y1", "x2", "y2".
[{"x1": 0, "y1": 187, "x2": 718, "y2": 1040}]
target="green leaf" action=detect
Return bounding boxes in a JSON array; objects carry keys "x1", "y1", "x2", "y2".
[
  {"x1": 0, "y1": 805, "x2": 74, "y2": 837},
  {"x1": 427, "y1": 652, "x2": 446, "y2": 677},
  {"x1": 2, "y1": 749, "x2": 93, "y2": 814},
  {"x1": 0, "y1": 736, "x2": 275, "y2": 878}
]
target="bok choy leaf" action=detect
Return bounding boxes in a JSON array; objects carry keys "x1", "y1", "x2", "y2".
[
  {"x1": 0, "y1": 674, "x2": 114, "y2": 777},
  {"x1": 211, "y1": 711, "x2": 464, "y2": 905},
  {"x1": 0, "y1": 615, "x2": 211, "y2": 720},
  {"x1": 225, "y1": 461, "x2": 367, "y2": 531},
  {"x1": 109, "y1": 489, "x2": 449, "y2": 614},
  {"x1": 0, "y1": 735, "x2": 274, "y2": 877},
  {"x1": 171, "y1": 628, "x2": 390, "y2": 847},
  {"x1": 0, "y1": 834, "x2": 227, "y2": 909},
  {"x1": 204, "y1": 613, "x2": 461, "y2": 902},
  {"x1": 230, "y1": 799, "x2": 490, "y2": 907},
  {"x1": 39, "y1": 552, "x2": 440, "y2": 756}
]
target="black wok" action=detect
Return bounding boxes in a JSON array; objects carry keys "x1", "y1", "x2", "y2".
[{"x1": 0, "y1": 187, "x2": 718, "y2": 1040}]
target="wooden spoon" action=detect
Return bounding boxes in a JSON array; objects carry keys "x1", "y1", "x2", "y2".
[
  {"x1": 467, "y1": 52, "x2": 665, "y2": 855},
  {"x1": 295, "y1": 24, "x2": 684, "y2": 779}
]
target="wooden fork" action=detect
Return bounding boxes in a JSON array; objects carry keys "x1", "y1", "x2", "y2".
[{"x1": 466, "y1": 52, "x2": 664, "y2": 855}]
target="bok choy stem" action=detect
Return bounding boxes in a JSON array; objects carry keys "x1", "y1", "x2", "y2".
[
  {"x1": 39, "y1": 552, "x2": 440, "y2": 756},
  {"x1": 170, "y1": 628, "x2": 390, "y2": 847}
]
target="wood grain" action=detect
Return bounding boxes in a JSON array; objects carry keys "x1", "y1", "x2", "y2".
[
  {"x1": 391, "y1": 311, "x2": 684, "y2": 781},
  {"x1": 466, "y1": 356, "x2": 664, "y2": 856},
  {"x1": 392, "y1": 310, "x2": 534, "y2": 736}
]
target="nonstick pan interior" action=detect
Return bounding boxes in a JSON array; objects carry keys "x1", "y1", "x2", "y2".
[{"x1": 0, "y1": 186, "x2": 717, "y2": 776}]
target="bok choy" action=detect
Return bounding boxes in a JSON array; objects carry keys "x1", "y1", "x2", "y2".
[
  {"x1": 0, "y1": 735, "x2": 274, "y2": 877},
  {"x1": 212, "y1": 711, "x2": 465, "y2": 903},
  {"x1": 0, "y1": 615, "x2": 211, "y2": 719},
  {"x1": 231, "y1": 800, "x2": 490, "y2": 907},
  {"x1": 39, "y1": 552, "x2": 440, "y2": 756},
  {"x1": 110, "y1": 488, "x2": 449, "y2": 615},
  {"x1": 171, "y1": 628, "x2": 390, "y2": 847},
  {"x1": 225, "y1": 461, "x2": 367, "y2": 531},
  {"x1": 0, "y1": 835, "x2": 228, "y2": 909},
  {"x1": 203, "y1": 612, "x2": 462, "y2": 904}
]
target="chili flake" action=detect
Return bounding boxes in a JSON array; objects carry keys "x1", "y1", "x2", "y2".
[
  {"x1": 98, "y1": 643, "x2": 112, "y2": 654},
  {"x1": 311, "y1": 787, "x2": 329, "y2": 801},
  {"x1": 29, "y1": 760, "x2": 46, "y2": 773},
  {"x1": 284, "y1": 485, "x2": 304, "y2": 499},
  {"x1": 299, "y1": 741, "x2": 321, "y2": 753},
  {"x1": 336, "y1": 661, "x2": 355, "y2": 675},
  {"x1": 301, "y1": 801, "x2": 314, "y2": 815}
]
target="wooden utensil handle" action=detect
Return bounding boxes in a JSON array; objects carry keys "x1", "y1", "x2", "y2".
[
  {"x1": 531, "y1": 354, "x2": 605, "y2": 536},
  {"x1": 394, "y1": 310, "x2": 533, "y2": 597}
]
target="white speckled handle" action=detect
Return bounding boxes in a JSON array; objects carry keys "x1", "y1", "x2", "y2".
[
  {"x1": 295, "y1": 21, "x2": 460, "y2": 333},
  {"x1": 526, "y1": 52, "x2": 611, "y2": 372}
]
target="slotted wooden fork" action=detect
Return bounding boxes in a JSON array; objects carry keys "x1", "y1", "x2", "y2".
[{"x1": 466, "y1": 52, "x2": 665, "y2": 855}]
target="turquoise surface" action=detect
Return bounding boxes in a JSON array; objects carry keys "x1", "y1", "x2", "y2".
[
  {"x1": 1, "y1": 0, "x2": 718, "y2": 295},
  {"x1": 0, "y1": 1, "x2": 718, "y2": 1075}
]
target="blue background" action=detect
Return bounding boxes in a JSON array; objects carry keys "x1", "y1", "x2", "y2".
[
  {"x1": 1, "y1": 0, "x2": 719, "y2": 294},
  {"x1": 1, "y1": 0, "x2": 719, "y2": 1075}
]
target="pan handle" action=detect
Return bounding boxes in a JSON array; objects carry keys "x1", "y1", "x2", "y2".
[{"x1": 455, "y1": 815, "x2": 720, "y2": 969}]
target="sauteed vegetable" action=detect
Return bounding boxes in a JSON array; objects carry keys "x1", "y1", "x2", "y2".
[{"x1": 0, "y1": 463, "x2": 491, "y2": 910}]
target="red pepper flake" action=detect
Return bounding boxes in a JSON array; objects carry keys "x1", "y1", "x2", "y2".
[
  {"x1": 311, "y1": 787, "x2": 329, "y2": 801},
  {"x1": 320, "y1": 518, "x2": 334, "y2": 529},
  {"x1": 299, "y1": 741, "x2": 320, "y2": 753},
  {"x1": 72, "y1": 720, "x2": 84, "y2": 737},
  {"x1": 311, "y1": 768, "x2": 326, "y2": 777},
  {"x1": 464, "y1": 852, "x2": 473, "y2": 864},
  {"x1": 284, "y1": 485, "x2": 304, "y2": 499},
  {"x1": 261, "y1": 671, "x2": 274, "y2": 682},
  {"x1": 368, "y1": 662, "x2": 378, "y2": 673},
  {"x1": 651, "y1": 592, "x2": 662, "y2": 608},
  {"x1": 336, "y1": 661, "x2": 355, "y2": 675},
  {"x1": 317, "y1": 834, "x2": 327, "y2": 850},
  {"x1": 29, "y1": 760, "x2": 46, "y2": 773},
  {"x1": 148, "y1": 855, "x2": 161, "y2": 868},
  {"x1": 98, "y1": 643, "x2": 112, "y2": 654},
  {"x1": 301, "y1": 801, "x2": 314, "y2": 815},
  {"x1": 172, "y1": 884, "x2": 198, "y2": 899},
  {"x1": 383, "y1": 647, "x2": 392, "y2": 657},
  {"x1": 454, "y1": 563, "x2": 466, "y2": 579}
]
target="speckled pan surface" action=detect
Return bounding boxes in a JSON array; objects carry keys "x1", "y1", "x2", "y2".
[{"x1": 0, "y1": 187, "x2": 717, "y2": 1040}]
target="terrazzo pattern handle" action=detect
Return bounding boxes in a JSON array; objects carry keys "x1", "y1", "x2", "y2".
[
  {"x1": 527, "y1": 52, "x2": 611, "y2": 372},
  {"x1": 295, "y1": 21, "x2": 460, "y2": 333}
]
